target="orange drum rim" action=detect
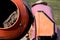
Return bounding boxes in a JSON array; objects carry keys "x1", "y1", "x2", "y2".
[
  {"x1": 0, "y1": 0, "x2": 34, "y2": 39},
  {"x1": 0, "y1": 0, "x2": 29, "y2": 39}
]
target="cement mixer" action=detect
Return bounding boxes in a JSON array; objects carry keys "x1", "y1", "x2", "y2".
[{"x1": 0, "y1": 0, "x2": 34, "y2": 40}]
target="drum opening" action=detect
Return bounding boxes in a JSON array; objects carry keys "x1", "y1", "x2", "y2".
[{"x1": 0, "y1": 0, "x2": 18, "y2": 28}]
